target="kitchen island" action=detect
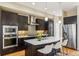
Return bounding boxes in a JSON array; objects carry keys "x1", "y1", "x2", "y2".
[{"x1": 24, "y1": 37, "x2": 60, "y2": 56}]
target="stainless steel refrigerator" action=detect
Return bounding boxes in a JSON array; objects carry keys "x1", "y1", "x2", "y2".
[{"x1": 63, "y1": 24, "x2": 77, "y2": 49}]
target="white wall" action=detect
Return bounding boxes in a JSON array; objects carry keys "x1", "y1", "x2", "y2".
[
  {"x1": 53, "y1": 6, "x2": 63, "y2": 41},
  {"x1": 64, "y1": 8, "x2": 77, "y2": 17},
  {"x1": 54, "y1": 16, "x2": 63, "y2": 41}
]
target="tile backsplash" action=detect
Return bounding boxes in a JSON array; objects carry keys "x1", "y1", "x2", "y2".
[
  {"x1": 18, "y1": 30, "x2": 45, "y2": 37},
  {"x1": 18, "y1": 31, "x2": 28, "y2": 36}
]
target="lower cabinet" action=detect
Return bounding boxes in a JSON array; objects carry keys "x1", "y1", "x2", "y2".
[
  {"x1": 18, "y1": 37, "x2": 36, "y2": 46},
  {"x1": 2, "y1": 37, "x2": 36, "y2": 56},
  {"x1": 18, "y1": 38, "x2": 26, "y2": 47}
]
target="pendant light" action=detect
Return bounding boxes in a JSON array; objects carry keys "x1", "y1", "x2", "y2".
[
  {"x1": 45, "y1": 17, "x2": 48, "y2": 21},
  {"x1": 44, "y1": 2, "x2": 48, "y2": 21}
]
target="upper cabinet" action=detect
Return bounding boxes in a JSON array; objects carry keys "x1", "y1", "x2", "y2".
[
  {"x1": 36, "y1": 19, "x2": 48, "y2": 30},
  {"x1": 18, "y1": 15, "x2": 28, "y2": 30},
  {"x1": 1, "y1": 10, "x2": 28, "y2": 30},
  {"x1": 64, "y1": 16, "x2": 77, "y2": 24},
  {"x1": 1, "y1": 10, "x2": 18, "y2": 25}
]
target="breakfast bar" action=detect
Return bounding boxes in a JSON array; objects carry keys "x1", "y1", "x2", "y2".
[{"x1": 24, "y1": 37, "x2": 60, "y2": 56}]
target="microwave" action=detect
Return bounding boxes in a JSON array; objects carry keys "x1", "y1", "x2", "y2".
[{"x1": 3, "y1": 25, "x2": 18, "y2": 34}]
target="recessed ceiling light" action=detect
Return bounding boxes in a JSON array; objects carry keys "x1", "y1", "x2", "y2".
[
  {"x1": 32, "y1": 2, "x2": 35, "y2": 5},
  {"x1": 45, "y1": 8, "x2": 47, "y2": 10}
]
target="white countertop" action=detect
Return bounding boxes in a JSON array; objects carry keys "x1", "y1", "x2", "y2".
[{"x1": 24, "y1": 37, "x2": 60, "y2": 45}]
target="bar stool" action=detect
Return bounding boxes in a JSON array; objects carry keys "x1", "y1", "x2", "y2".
[
  {"x1": 37, "y1": 44, "x2": 55, "y2": 56},
  {"x1": 53, "y1": 42, "x2": 62, "y2": 56},
  {"x1": 62, "y1": 39, "x2": 68, "y2": 55},
  {"x1": 37, "y1": 41, "x2": 62, "y2": 56}
]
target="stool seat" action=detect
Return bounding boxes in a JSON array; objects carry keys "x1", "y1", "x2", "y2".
[{"x1": 38, "y1": 44, "x2": 54, "y2": 54}]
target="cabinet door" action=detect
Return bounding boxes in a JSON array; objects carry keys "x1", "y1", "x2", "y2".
[
  {"x1": 44, "y1": 21, "x2": 48, "y2": 30},
  {"x1": 18, "y1": 38, "x2": 25, "y2": 47},
  {"x1": 1, "y1": 10, "x2": 18, "y2": 25},
  {"x1": 36, "y1": 19, "x2": 48, "y2": 30},
  {"x1": 18, "y1": 15, "x2": 28, "y2": 30}
]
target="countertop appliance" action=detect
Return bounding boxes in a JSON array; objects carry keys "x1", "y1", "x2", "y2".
[{"x1": 3, "y1": 25, "x2": 18, "y2": 49}]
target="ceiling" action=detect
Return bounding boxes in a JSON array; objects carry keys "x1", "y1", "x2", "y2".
[{"x1": 16, "y1": 2, "x2": 79, "y2": 15}]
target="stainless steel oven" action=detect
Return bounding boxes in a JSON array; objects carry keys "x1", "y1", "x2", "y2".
[{"x1": 3, "y1": 25, "x2": 18, "y2": 49}]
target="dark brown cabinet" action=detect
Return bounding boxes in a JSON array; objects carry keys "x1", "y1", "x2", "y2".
[
  {"x1": 1, "y1": 10, "x2": 18, "y2": 25},
  {"x1": 64, "y1": 16, "x2": 77, "y2": 24},
  {"x1": 0, "y1": 10, "x2": 18, "y2": 55},
  {"x1": 18, "y1": 15, "x2": 28, "y2": 30},
  {"x1": 18, "y1": 38, "x2": 25, "y2": 47},
  {"x1": 36, "y1": 19, "x2": 48, "y2": 30},
  {"x1": 18, "y1": 37, "x2": 35, "y2": 47},
  {"x1": 0, "y1": 10, "x2": 29, "y2": 55}
]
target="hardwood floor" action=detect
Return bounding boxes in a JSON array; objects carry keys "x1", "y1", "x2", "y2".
[
  {"x1": 3, "y1": 47, "x2": 79, "y2": 56},
  {"x1": 62, "y1": 47, "x2": 79, "y2": 56},
  {"x1": 4, "y1": 50, "x2": 25, "y2": 56}
]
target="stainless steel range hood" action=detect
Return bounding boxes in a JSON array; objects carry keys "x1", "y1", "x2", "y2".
[{"x1": 28, "y1": 15, "x2": 39, "y2": 25}]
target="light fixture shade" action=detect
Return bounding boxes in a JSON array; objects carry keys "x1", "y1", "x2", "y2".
[
  {"x1": 45, "y1": 17, "x2": 48, "y2": 21},
  {"x1": 45, "y1": 8, "x2": 47, "y2": 10},
  {"x1": 58, "y1": 20, "x2": 61, "y2": 24}
]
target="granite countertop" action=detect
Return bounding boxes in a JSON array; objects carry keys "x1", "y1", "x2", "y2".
[{"x1": 24, "y1": 37, "x2": 60, "y2": 45}]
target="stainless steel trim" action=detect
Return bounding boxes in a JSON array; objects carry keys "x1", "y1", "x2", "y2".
[
  {"x1": 3, "y1": 25, "x2": 18, "y2": 49},
  {"x1": 3, "y1": 37, "x2": 17, "y2": 39}
]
